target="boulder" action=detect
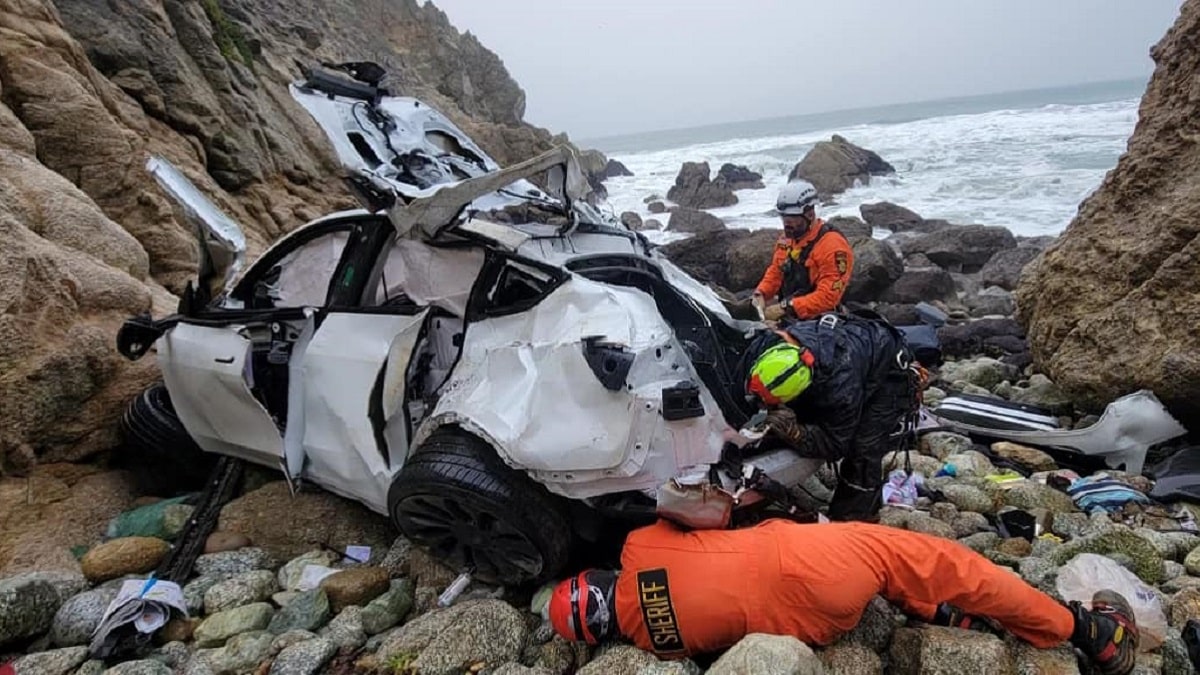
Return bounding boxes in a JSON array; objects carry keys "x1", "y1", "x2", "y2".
[
  {"x1": 666, "y1": 161, "x2": 738, "y2": 209},
  {"x1": 951, "y1": 513, "x2": 991, "y2": 538},
  {"x1": 319, "y1": 567, "x2": 391, "y2": 614},
  {"x1": 269, "y1": 636, "x2": 338, "y2": 675},
  {"x1": 941, "y1": 451, "x2": 996, "y2": 478},
  {"x1": 844, "y1": 239, "x2": 904, "y2": 303},
  {"x1": 826, "y1": 215, "x2": 873, "y2": 242},
  {"x1": 218, "y1": 482, "x2": 392, "y2": 563},
  {"x1": 859, "y1": 202, "x2": 925, "y2": 233},
  {"x1": 204, "y1": 532, "x2": 251, "y2": 555},
  {"x1": 707, "y1": 633, "x2": 826, "y2": 675},
  {"x1": 966, "y1": 287, "x2": 1015, "y2": 318},
  {"x1": 919, "y1": 432, "x2": 974, "y2": 461},
  {"x1": 1015, "y1": 1, "x2": 1200, "y2": 420},
  {"x1": 80, "y1": 537, "x2": 168, "y2": 583},
  {"x1": 619, "y1": 211, "x2": 643, "y2": 231},
  {"x1": 959, "y1": 532, "x2": 1001, "y2": 554},
  {"x1": 1006, "y1": 374, "x2": 1074, "y2": 415},
  {"x1": 644, "y1": 218, "x2": 663, "y2": 230},
  {"x1": 716, "y1": 163, "x2": 765, "y2": 190},
  {"x1": 575, "y1": 645, "x2": 660, "y2": 675},
  {"x1": 819, "y1": 643, "x2": 882, "y2": 675},
  {"x1": 0, "y1": 573, "x2": 70, "y2": 647},
  {"x1": 360, "y1": 579, "x2": 414, "y2": 635},
  {"x1": 1050, "y1": 529, "x2": 1164, "y2": 584},
  {"x1": 375, "y1": 599, "x2": 528, "y2": 675},
  {"x1": 940, "y1": 484, "x2": 997, "y2": 515},
  {"x1": 1010, "y1": 642, "x2": 1081, "y2": 675},
  {"x1": 906, "y1": 225, "x2": 1018, "y2": 273},
  {"x1": 889, "y1": 626, "x2": 1013, "y2": 675},
  {"x1": 51, "y1": 586, "x2": 120, "y2": 647},
  {"x1": 1169, "y1": 587, "x2": 1200, "y2": 627},
  {"x1": 319, "y1": 606, "x2": 367, "y2": 651},
  {"x1": 880, "y1": 267, "x2": 956, "y2": 304},
  {"x1": 990, "y1": 442, "x2": 1058, "y2": 473},
  {"x1": 937, "y1": 357, "x2": 1015, "y2": 390},
  {"x1": 1003, "y1": 482, "x2": 1076, "y2": 515},
  {"x1": 667, "y1": 207, "x2": 726, "y2": 234},
  {"x1": 936, "y1": 319, "x2": 1027, "y2": 360},
  {"x1": 1185, "y1": 544, "x2": 1200, "y2": 576},
  {"x1": 660, "y1": 229, "x2": 780, "y2": 293},
  {"x1": 604, "y1": 159, "x2": 633, "y2": 178},
  {"x1": 204, "y1": 569, "x2": 279, "y2": 614},
  {"x1": 102, "y1": 660, "x2": 172, "y2": 675},
  {"x1": 194, "y1": 548, "x2": 278, "y2": 579},
  {"x1": 201, "y1": 630, "x2": 275, "y2": 675},
  {"x1": 789, "y1": 135, "x2": 895, "y2": 198},
  {"x1": 980, "y1": 246, "x2": 1042, "y2": 291},
  {"x1": 277, "y1": 550, "x2": 340, "y2": 592},
  {"x1": 648, "y1": 200, "x2": 668, "y2": 214},
  {"x1": 905, "y1": 513, "x2": 957, "y2": 540},
  {"x1": 268, "y1": 589, "x2": 331, "y2": 634},
  {"x1": 12, "y1": 646, "x2": 90, "y2": 675},
  {"x1": 194, "y1": 603, "x2": 276, "y2": 648}
]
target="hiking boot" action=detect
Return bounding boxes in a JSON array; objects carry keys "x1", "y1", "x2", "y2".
[{"x1": 1069, "y1": 590, "x2": 1139, "y2": 675}]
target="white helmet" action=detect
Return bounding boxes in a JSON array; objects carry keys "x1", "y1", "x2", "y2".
[{"x1": 776, "y1": 180, "x2": 818, "y2": 215}]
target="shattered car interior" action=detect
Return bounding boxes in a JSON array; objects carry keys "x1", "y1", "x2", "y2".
[{"x1": 116, "y1": 62, "x2": 826, "y2": 586}]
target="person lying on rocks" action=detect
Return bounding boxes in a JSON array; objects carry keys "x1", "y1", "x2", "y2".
[
  {"x1": 735, "y1": 310, "x2": 924, "y2": 522},
  {"x1": 546, "y1": 517, "x2": 1138, "y2": 675}
]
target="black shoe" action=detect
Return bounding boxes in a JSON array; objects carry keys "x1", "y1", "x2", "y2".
[{"x1": 1069, "y1": 590, "x2": 1139, "y2": 675}]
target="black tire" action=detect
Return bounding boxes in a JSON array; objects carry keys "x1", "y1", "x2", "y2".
[
  {"x1": 387, "y1": 427, "x2": 573, "y2": 586},
  {"x1": 118, "y1": 383, "x2": 218, "y2": 497}
]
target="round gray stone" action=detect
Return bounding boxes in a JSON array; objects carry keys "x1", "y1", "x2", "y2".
[{"x1": 50, "y1": 587, "x2": 120, "y2": 647}]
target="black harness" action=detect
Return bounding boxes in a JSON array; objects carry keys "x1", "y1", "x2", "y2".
[{"x1": 779, "y1": 223, "x2": 834, "y2": 298}]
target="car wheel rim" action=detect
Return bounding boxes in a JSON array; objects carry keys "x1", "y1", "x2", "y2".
[{"x1": 397, "y1": 493, "x2": 545, "y2": 582}]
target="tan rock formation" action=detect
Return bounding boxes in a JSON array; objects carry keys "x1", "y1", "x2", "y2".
[
  {"x1": 1016, "y1": 0, "x2": 1200, "y2": 421},
  {"x1": 0, "y1": 0, "x2": 561, "y2": 469}
]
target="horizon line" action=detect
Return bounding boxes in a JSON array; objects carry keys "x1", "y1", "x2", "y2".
[{"x1": 576, "y1": 75, "x2": 1148, "y2": 146}]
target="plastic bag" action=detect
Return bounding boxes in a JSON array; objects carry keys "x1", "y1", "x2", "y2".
[{"x1": 1056, "y1": 553, "x2": 1166, "y2": 651}]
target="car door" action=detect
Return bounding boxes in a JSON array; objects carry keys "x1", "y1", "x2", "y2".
[
  {"x1": 292, "y1": 231, "x2": 486, "y2": 513},
  {"x1": 146, "y1": 157, "x2": 361, "y2": 471}
]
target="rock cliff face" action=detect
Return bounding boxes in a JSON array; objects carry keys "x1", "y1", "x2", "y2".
[
  {"x1": 0, "y1": 0, "x2": 559, "y2": 469},
  {"x1": 1016, "y1": 0, "x2": 1200, "y2": 421}
]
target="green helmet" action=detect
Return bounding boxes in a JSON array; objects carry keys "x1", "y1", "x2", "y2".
[{"x1": 746, "y1": 342, "x2": 813, "y2": 405}]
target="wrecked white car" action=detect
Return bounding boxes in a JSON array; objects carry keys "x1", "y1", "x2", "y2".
[{"x1": 116, "y1": 63, "x2": 821, "y2": 585}]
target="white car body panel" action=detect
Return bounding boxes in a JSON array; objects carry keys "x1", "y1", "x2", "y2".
[
  {"x1": 417, "y1": 276, "x2": 731, "y2": 499},
  {"x1": 159, "y1": 323, "x2": 281, "y2": 466},
  {"x1": 298, "y1": 311, "x2": 429, "y2": 514}
]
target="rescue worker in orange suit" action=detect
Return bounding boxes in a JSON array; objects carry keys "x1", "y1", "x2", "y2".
[
  {"x1": 547, "y1": 518, "x2": 1139, "y2": 675},
  {"x1": 754, "y1": 180, "x2": 854, "y2": 323},
  {"x1": 736, "y1": 312, "x2": 918, "y2": 521}
]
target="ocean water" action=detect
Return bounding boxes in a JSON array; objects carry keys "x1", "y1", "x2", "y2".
[{"x1": 587, "y1": 79, "x2": 1146, "y2": 243}]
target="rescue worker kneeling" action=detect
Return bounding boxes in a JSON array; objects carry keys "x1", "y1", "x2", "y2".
[
  {"x1": 737, "y1": 311, "x2": 919, "y2": 522},
  {"x1": 548, "y1": 519, "x2": 1139, "y2": 675}
]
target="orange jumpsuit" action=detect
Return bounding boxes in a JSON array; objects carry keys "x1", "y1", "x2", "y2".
[
  {"x1": 614, "y1": 519, "x2": 1074, "y2": 658},
  {"x1": 755, "y1": 219, "x2": 854, "y2": 319}
]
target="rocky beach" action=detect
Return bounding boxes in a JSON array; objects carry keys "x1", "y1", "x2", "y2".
[{"x1": 3, "y1": 0, "x2": 1200, "y2": 674}]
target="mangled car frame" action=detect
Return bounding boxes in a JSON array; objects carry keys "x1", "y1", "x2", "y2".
[{"x1": 116, "y1": 63, "x2": 821, "y2": 585}]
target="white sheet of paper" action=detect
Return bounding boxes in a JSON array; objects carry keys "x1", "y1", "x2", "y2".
[
  {"x1": 345, "y1": 545, "x2": 371, "y2": 563},
  {"x1": 297, "y1": 564, "x2": 339, "y2": 591}
]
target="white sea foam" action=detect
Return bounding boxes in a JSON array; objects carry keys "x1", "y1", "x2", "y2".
[{"x1": 598, "y1": 98, "x2": 1141, "y2": 243}]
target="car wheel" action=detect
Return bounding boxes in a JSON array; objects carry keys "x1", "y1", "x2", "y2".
[
  {"x1": 119, "y1": 383, "x2": 218, "y2": 496},
  {"x1": 387, "y1": 428, "x2": 572, "y2": 586}
]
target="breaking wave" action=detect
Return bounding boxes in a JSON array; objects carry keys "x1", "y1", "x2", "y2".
[{"x1": 597, "y1": 97, "x2": 1141, "y2": 243}]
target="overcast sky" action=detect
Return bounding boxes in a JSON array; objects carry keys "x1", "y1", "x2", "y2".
[{"x1": 426, "y1": 0, "x2": 1183, "y2": 140}]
